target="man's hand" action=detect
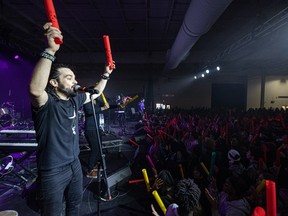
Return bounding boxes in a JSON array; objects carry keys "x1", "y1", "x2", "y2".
[
  {"x1": 204, "y1": 188, "x2": 217, "y2": 210},
  {"x1": 43, "y1": 22, "x2": 63, "y2": 53},
  {"x1": 104, "y1": 61, "x2": 116, "y2": 75},
  {"x1": 152, "y1": 178, "x2": 164, "y2": 190},
  {"x1": 102, "y1": 102, "x2": 110, "y2": 111},
  {"x1": 151, "y1": 204, "x2": 160, "y2": 216}
]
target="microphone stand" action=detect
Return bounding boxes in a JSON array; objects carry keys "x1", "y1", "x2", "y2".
[
  {"x1": 89, "y1": 94, "x2": 111, "y2": 216},
  {"x1": 107, "y1": 109, "x2": 111, "y2": 134}
]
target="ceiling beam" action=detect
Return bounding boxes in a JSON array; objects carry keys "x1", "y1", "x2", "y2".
[{"x1": 210, "y1": 6, "x2": 288, "y2": 64}]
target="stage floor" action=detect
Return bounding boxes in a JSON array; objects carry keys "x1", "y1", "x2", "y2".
[{"x1": 0, "y1": 120, "x2": 155, "y2": 216}]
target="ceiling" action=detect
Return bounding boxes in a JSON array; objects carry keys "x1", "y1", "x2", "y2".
[{"x1": 1, "y1": 0, "x2": 288, "y2": 80}]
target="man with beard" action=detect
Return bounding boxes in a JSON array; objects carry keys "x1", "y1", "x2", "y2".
[{"x1": 29, "y1": 22, "x2": 115, "y2": 216}]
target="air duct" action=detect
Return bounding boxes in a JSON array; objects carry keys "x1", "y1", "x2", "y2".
[{"x1": 164, "y1": 0, "x2": 233, "y2": 71}]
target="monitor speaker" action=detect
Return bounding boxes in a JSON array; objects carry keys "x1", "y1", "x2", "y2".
[{"x1": 107, "y1": 165, "x2": 132, "y2": 188}]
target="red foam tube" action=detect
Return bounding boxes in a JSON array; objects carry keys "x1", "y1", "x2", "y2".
[
  {"x1": 252, "y1": 206, "x2": 266, "y2": 216},
  {"x1": 103, "y1": 35, "x2": 113, "y2": 69},
  {"x1": 129, "y1": 179, "x2": 145, "y2": 184},
  {"x1": 144, "y1": 126, "x2": 152, "y2": 134},
  {"x1": 129, "y1": 178, "x2": 155, "y2": 184},
  {"x1": 44, "y1": 0, "x2": 63, "y2": 44},
  {"x1": 266, "y1": 180, "x2": 276, "y2": 216},
  {"x1": 158, "y1": 130, "x2": 173, "y2": 139},
  {"x1": 147, "y1": 133, "x2": 154, "y2": 140},
  {"x1": 128, "y1": 138, "x2": 139, "y2": 147}
]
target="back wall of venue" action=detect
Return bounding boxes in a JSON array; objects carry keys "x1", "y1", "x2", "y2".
[{"x1": 247, "y1": 75, "x2": 288, "y2": 110}]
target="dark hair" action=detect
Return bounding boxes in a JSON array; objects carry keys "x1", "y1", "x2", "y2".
[
  {"x1": 249, "y1": 145, "x2": 261, "y2": 160},
  {"x1": 176, "y1": 178, "x2": 201, "y2": 215},
  {"x1": 228, "y1": 176, "x2": 249, "y2": 199},
  {"x1": 45, "y1": 63, "x2": 75, "y2": 94},
  {"x1": 158, "y1": 170, "x2": 175, "y2": 187}
]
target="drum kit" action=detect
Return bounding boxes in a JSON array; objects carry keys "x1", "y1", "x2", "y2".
[
  {"x1": 0, "y1": 102, "x2": 15, "y2": 128},
  {"x1": 0, "y1": 101, "x2": 107, "y2": 132},
  {"x1": 78, "y1": 109, "x2": 106, "y2": 136}
]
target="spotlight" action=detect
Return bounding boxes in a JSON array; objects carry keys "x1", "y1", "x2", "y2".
[
  {"x1": 206, "y1": 69, "x2": 209, "y2": 74},
  {"x1": 201, "y1": 74, "x2": 205, "y2": 77},
  {"x1": 194, "y1": 76, "x2": 197, "y2": 79},
  {"x1": 14, "y1": 55, "x2": 19, "y2": 60},
  {"x1": 216, "y1": 66, "x2": 220, "y2": 71}
]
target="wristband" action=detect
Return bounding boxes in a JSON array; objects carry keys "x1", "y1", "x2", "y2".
[
  {"x1": 40, "y1": 51, "x2": 56, "y2": 62},
  {"x1": 101, "y1": 74, "x2": 110, "y2": 80}
]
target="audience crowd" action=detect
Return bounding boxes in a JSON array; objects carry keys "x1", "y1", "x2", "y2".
[{"x1": 133, "y1": 107, "x2": 288, "y2": 216}]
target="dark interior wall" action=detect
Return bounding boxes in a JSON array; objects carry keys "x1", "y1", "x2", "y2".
[
  {"x1": 211, "y1": 83, "x2": 247, "y2": 111},
  {"x1": 0, "y1": 52, "x2": 35, "y2": 119}
]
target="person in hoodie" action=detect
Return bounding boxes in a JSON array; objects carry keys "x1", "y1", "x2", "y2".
[{"x1": 227, "y1": 149, "x2": 246, "y2": 178}]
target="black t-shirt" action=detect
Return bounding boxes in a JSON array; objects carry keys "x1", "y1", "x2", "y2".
[{"x1": 32, "y1": 93, "x2": 86, "y2": 170}]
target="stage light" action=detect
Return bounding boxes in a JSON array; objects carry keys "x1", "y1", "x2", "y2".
[
  {"x1": 201, "y1": 74, "x2": 205, "y2": 77},
  {"x1": 194, "y1": 76, "x2": 197, "y2": 79},
  {"x1": 14, "y1": 55, "x2": 19, "y2": 60},
  {"x1": 216, "y1": 66, "x2": 220, "y2": 71},
  {"x1": 206, "y1": 69, "x2": 209, "y2": 74}
]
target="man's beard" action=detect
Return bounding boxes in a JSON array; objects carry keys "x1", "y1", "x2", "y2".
[{"x1": 57, "y1": 83, "x2": 77, "y2": 97}]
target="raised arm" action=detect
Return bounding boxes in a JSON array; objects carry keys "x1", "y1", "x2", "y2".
[
  {"x1": 84, "y1": 62, "x2": 115, "y2": 104},
  {"x1": 29, "y1": 22, "x2": 63, "y2": 108},
  {"x1": 96, "y1": 63, "x2": 115, "y2": 94}
]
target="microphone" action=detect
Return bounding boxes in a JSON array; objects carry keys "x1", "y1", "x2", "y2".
[{"x1": 73, "y1": 85, "x2": 99, "y2": 94}]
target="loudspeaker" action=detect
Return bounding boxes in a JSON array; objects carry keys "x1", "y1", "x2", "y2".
[{"x1": 107, "y1": 165, "x2": 132, "y2": 188}]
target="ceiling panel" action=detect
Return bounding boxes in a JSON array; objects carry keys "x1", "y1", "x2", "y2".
[{"x1": 0, "y1": 0, "x2": 288, "y2": 79}]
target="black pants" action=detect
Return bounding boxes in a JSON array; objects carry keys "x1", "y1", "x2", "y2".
[{"x1": 84, "y1": 130, "x2": 102, "y2": 171}]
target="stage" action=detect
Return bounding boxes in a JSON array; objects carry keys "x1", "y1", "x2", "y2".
[{"x1": 0, "y1": 119, "x2": 154, "y2": 216}]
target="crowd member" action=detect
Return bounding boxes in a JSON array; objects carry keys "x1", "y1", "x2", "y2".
[
  {"x1": 151, "y1": 170, "x2": 176, "y2": 207},
  {"x1": 275, "y1": 135, "x2": 288, "y2": 214},
  {"x1": 227, "y1": 149, "x2": 246, "y2": 178},
  {"x1": 205, "y1": 176, "x2": 251, "y2": 216},
  {"x1": 152, "y1": 178, "x2": 202, "y2": 216},
  {"x1": 83, "y1": 98, "x2": 110, "y2": 178},
  {"x1": 142, "y1": 107, "x2": 288, "y2": 215},
  {"x1": 167, "y1": 178, "x2": 202, "y2": 216},
  {"x1": 29, "y1": 22, "x2": 115, "y2": 215},
  {"x1": 192, "y1": 165, "x2": 211, "y2": 216},
  {"x1": 246, "y1": 146, "x2": 261, "y2": 185}
]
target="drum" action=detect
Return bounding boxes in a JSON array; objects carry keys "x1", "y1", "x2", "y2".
[
  {"x1": 78, "y1": 110, "x2": 85, "y2": 136},
  {"x1": 0, "y1": 102, "x2": 14, "y2": 127},
  {"x1": 78, "y1": 110, "x2": 85, "y2": 124},
  {"x1": 99, "y1": 113, "x2": 105, "y2": 129},
  {"x1": 0, "y1": 114, "x2": 12, "y2": 127},
  {"x1": 0, "y1": 107, "x2": 11, "y2": 116},
  {"x1": 0, "y1": 102, "x2": 15, "y2": 116}
]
